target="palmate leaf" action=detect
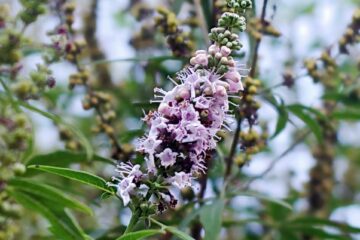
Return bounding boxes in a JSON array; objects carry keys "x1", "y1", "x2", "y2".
[
  {"x1": 8, "y1": 190, "x2": 83, "y2": 240},
  {"x1": 28, "y1": 165, "x2": 114, "y2": 194},
  {"x1": 8, "y1": 178, "x2": 92, "y2": 215}
]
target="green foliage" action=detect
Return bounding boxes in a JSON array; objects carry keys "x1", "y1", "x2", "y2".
[
  {"x1": 200, "y1": 199, "x2": 225, "y2": 240},
  {"x1": 287, "y1": 104, "x2": 324, "y2": 142},
  {"x1": 26, "y1": 150, "x2": 113, "y2": 168},
  {"x1": 116, "y1": 229, "x2": 164, "y2": 240},
  {"x1": 27, "y1": 165, "x2": 114, "y2": 194},
  {"x1": 8, "y1": 178, "x2": 92, "y2": 215},
  {"x1": 8, "y1": 190, "x2": 89, "y2": 240}
]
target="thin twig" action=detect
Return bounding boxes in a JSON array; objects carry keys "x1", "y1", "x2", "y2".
[
  {"x1": 193, "y1": 0, "x2": 210, "y2": 43},
  {"x1": 56, "y1": 4, "x2": 124, "y2": 160},
  {"x1": 249, "y1": 0, "x2": 268, "y2": 77},
  {"x1": 241, "y1": 130, "x2": 311, "y2": 190},
  {"x1": 225, "y1": 118, "x2": 242, "y2": 179},
  {"x1": 84, "y1": 0, "x2": 112, "y2": 87},
  {"x1": 225, "y1": 0, "x2": 270, "y2": 176}
]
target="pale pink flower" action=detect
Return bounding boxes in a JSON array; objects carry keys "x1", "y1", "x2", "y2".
[{"x1": 157, "y1": 148, "x2": 178, "y2": 168}]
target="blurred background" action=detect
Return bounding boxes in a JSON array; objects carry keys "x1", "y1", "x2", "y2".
[{"x1": 1, "y1": 0, "x2": 359, "y2": 239}]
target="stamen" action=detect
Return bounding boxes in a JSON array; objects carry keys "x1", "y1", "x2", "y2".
[
  {"x1": 150, "y1": 100, "x2": 162, "y2": 103},
  {"x1": 228, "y1": 101, "x2": 239, "y2": 107},
  {"x1": 168, "y1": 76, "x2": 179, "y2": 86},
  {"x1": 222, "y1": 123, "x2": 232, "y2": 131},
  {"x1": 228, "y1": 95, "x2": 242, "y2": 99}
]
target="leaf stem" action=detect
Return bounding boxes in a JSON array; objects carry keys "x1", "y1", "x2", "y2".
[{"x1": 124, "y1": 208, "x2": 141, "y2": 234}]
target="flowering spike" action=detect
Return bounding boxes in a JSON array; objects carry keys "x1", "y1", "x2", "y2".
[{"x1": 110, "y1": 3, "x2": 250, "y2": 212}]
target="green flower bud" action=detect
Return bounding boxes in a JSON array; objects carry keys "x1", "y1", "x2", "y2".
[{"x1": 13, "y1": 163, "x2": 26, "y2": 175}]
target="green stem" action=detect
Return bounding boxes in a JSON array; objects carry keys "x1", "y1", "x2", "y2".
[
  {"x1": 0, "y1": 76, "x2": 20, "y2": 112},
  {"x1": 123, "y1": 208, "x2": 141, "y2": 234}
]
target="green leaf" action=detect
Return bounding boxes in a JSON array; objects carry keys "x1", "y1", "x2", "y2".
[
  {"x1": 331, "y1": 110, "x2": 360, "y2": 121},
  {"x1": 8, "y1": 178, "x2": 92, "y2": 215},
  {"x1": 287, "y1": 104, "x2": 323, "y2": 142},
  {"x1": 283, "y1": 225, "x2": 346, "y2": 240},
  {"x1": 322, "y1": 92, "x2": 360, "y2": 108},
  {"x1": 27, "y1": 165, "x2": 114, "y2": 194},
  {"x1": 200, "y1": 199, "x2": 225, "y2": 240},
  {"x1": 48, "y1": 207, "x2": 88, "y2": 239},
  {"x1": 179, "y1": 204, "x2": 203, "y2": 230},
  {"x1": 228, "y1": 191, "x2": 293, "y2": 210},
  {"x1": 116, "y1": 229, "x2": 164, "y2": 240},
  {"x1": 0, "y1": 76, "x2": 20, "y2": 112},
  {"x1": 17, "y1": 101, "x2": 93, "y2": 159},
  {"x1": 289, "y1": 217, "x2": 360, "y2": 234},
  {"x1": 165, "y1": 227, "x2": 194, "y2": 240},
  {"x1": 150, "y1": 218, "x2": 194, "y2": 240},
  {"x1": 264, "y1": 94, "x2": 289, "y2": 139},
  {"x1": 8, "y1": 190, "x2": 80, "y2": 240},
  {"x1": 271, "y1": 105, "x2": 288, "y2": 138},
  {"x1": 26, "y1": 150, "x2": 113, "y2": 167}
]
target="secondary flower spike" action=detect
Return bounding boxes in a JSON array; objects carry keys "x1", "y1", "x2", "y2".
[{"x1": 109, "y1": 0, "x2": 251, "y2": 212}]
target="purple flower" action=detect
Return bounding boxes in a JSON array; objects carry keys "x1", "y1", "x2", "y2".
[
  {"x1": 190, "y1": 50, "x2": 209, "y2": 66},
  {"x1": 111, "y1": 41, "x2": 246, "y2": 208},
  {"x1": 194, "y1": 96, "x2": 211, "y2": 109},
  {"x1": 117, "y1": 176, "x2": 136, "y2": 206},
  {"x1": 108, "y1": 163, "x2": 144, "y2": 206},
  {"x1": 181, "y1": 103, "x2": 199, "y2": 122},
  {"x1": 136, "y1": 136, "x2": 162, "y2": 155},
  {"x1": 169, "y1": 172, "x2": 192, "y2": 189},
  {"x1": 157, "y1": 148, "x2": 178, "y2": 168}
]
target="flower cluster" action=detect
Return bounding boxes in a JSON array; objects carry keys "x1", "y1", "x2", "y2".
[
  {"x1": 109, "y1": 0, "x2": 251, "y2": 212},
  {"x1": 109, "y1": 44, "x2": 244, "y2": 209}
]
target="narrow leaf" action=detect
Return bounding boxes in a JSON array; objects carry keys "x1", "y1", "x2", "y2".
[
  {"x1": 116, "y1": 229, "x2": 164, "y2": 240},
  {"x1": 18, "y1": 101, "x2": 93, "y2": 159},
  {"x1": 290, "y1": 217, "x2": 360, "y2": 234},
  {"x1": 8, "y1": 190, "x2": 78, "y2": 240},
  {"x1": 287, "y1": 104, "x2": 323, "y2": 142},
  {"x1": 9, "y1": 178, "x2": 92, "y2": 215},
  {"x1": 331, "y1": 111, "x2": 360, "y2": 121},
  {"x1": 200, "y1": 199, "x2": 225, "y2": 240},
  {"x1": 228, "y1": 191, "x2": 292, "y2": 210},
  {"x1": 26, "y1": 150, "x2": 113, "y2": 167},
  {"x1": 165, "y1": 227, "x2": 195, "y2": 240},
  {"x1": 27, "y1": 165, "x2": 114, "y2": 194},
  {"x1": 150, "y1": 218, "x2": 194, "y2": 240},
  {"x1": 271, "y1": 105, "x2": 288, "y2": 138}
]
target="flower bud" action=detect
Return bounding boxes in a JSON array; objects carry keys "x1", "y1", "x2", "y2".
[
  {"x1": 225, "y1": 70, "x2": 241, "y2": 82},
  {"x1": 13, "y1": 163, "x2": 26, "y2": 175},
  {"x1": 220, "y1": 46, "x2": 231, "y2": 56}
]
